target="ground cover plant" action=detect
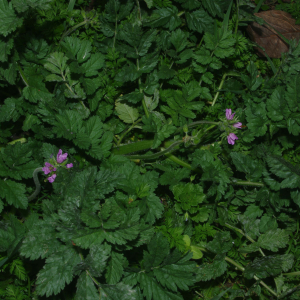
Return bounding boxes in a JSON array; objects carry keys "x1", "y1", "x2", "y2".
[{"x1": 0, "y1": 0, "x2": 300, "y2": 299}]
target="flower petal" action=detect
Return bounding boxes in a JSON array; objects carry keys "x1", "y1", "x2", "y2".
[
  {"x1": 66, "y1": 163, "x2": 73, "y2": 168},
  {"x1": 47, "y1": 174, "x2": 57, "y2": 183},
  {"x1": 227, "y1": 133, "x2": 238, "y2": 145},
  {"x1": 42, "y1": 166, "x2": 51, "y2": 175},
  {"x1": 57, "y1": 149, "x2": 68, "y2": 163},
  {"x1": 233, "y1": 122, "x2": 242, "y2": 129},
  {"x1": 225, "y1": 108, "x2": 235, "y2": 120}
]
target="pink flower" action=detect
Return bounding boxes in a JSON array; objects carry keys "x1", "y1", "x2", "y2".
[
  {"x1": 47, "y1": 174, "x2": 57, "y2": 183},
  {"x1": 42, "y1": 162, "x2": 57, "y2": 175},
  {"x1": 66, "y1": 163, "x2": 73, "y2": 168},
  {"x1": 57, "y1": 149, "x2": 68, "y2": 163},
  {"x1": 227, "y1": 133, "x2": 238, "y2": 145},
  {"x1": 226, "y1": 109, "x2": 235, "y2": 120},
  {"x1": 233, "y1": 122, "x2": 242, "y2": 129}
]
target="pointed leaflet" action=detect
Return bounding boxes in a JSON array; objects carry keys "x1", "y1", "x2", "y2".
[
  {"x1": 153, "y1": 251, "x2": 196, "y2": 292},
  {"x1": 12, "y1": 0, "x2": 52, "y2": 13},
  {"x1": 245, "y1": 102, "x2": 268, "y2": 137},
  {"x1": 36, "y1": 247, "x2": 81, "y2": 297},
  {"x1": 21, "y1": 219, "x2": 62, "y2": 260},
  {"x1": 0, "y1": 38, "x2": 13, "y2": 62},
  {"x1": 143, "y1": 233, "x2": 170, "y2": 272},
  {"x1": 85, "y1": 244, "x2": 111, "y2": 278},
  {"x1": 44, "y1": 52, "x2": 68, "y2": 75},
  {"x1": 138, "y1": 272, "x2": 184, "y2": 300},
  {"x1": 0, "y1": 142, "x2": 39, "y2": 180},
  {"x1": 0, "y1": 0, "x2": 23, "y2": 36},
  {"x1": 202, "y1": 0, "x2": 232, "y2": 17},
  {"x1": 266, "y1": 155, "x2": 300, "y2": 189},
  {"x1": 185, "y1": 10, "x2": 214, "y2": 34},
  {"x1": 172, "y1": 183, "x2": 206, "y2": 211},
  {"x1": 257, "y1": 229, "x2": 289, "y2": 252},
  {"x1": 100, "y1": 283, "x2": 137, "y2": 300},
  {"x1": 285, "y1": 75, "x2": 300, "y2": 112},
  {"x1": 206, "y1": 232, "x2": 233, "y2": 254},
  {"x1": 61, "y1": 36, "x2": 81, "y2": 59},
  {"x1": 196, "y1": 254, "x2": 228, "y2": 281},
  {"x1": 170, "y1": 29, "x2": 188, "y2": 53},
  {"x1": 0, "y1": 97, "x2": 22, "y2": 122},
  {"x1": 115, "y1": 103, "x2": 139, "y2": 124},
  {"x1": 0, "y1": 180, "x2": 27, "y2": 209},
  {"x1": 82, "y1": 53, "x2": 105, "y2": 77},
  {"x1": 105, "y1": 251, "x2": 127, "y2": 284},
  {"x1": 74, "y1": 115, "x2": 103, "y2": 150},
  {"x1": 174, "y1": 0, "x2": 201, "y2": 10},
  {"x1": 230, "y1": 152, "x2": 263, "y2": 181},
  {"x1": 75, "y1": 272, "x2": 99, "y2": 300},
  {"x1": 267, "y1": 86, "x2": 290, "y2": 121},
  {"x1": 204, "y1": 30, "x2": 235, "y2": 58},
  {"x1": 244, "y1": 255, "x2": 289, "y2": 279},
  {"x1": 144, "y1": 6, "x2": 181, "y2": 31},
  {"x1": 53, "y1": 110, "x2": 83, "y2": 140}
]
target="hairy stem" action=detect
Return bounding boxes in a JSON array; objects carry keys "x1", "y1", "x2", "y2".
[
  {"x1": 125, "y1": 141, "x2": 183, "y2": 160},
  {"x1": 113, "y1": 14, "x2": 118, "y2": 48},
  {"x1": 59, "y1": 19, "x2": 91, "y2": 44},
  {"x1": 198, "y1": 246, "x2": 277, "y2": 297},
  {"x1": 163, "y1": 151, "x2": 193, "y2": 170},
  {"x1": 28, "y1": 167, "x2": 44, "y2": 201},
  {"x1": 282, "y1": 271, "x2": 300, "y2": 276},
  {"x1": 212, "y1": 71, "x2": 240, "y2": 106},
  {"x1": 232, "y1": 181, "x2": 265, "y2": 187},
  {"x1": 225, "y1": 223, "x2": 265, "y2": 257},
  {"x1": 136, "y1": 0, "x2": 142, "y2": 21}
]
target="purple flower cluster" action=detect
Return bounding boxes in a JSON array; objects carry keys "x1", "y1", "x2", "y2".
[
  {"x1": 225, "y1": 109, "x2": 242, "y2": 145},
  {"x1": 42, "y1": 149, "x2": 73, "y2": 183}
]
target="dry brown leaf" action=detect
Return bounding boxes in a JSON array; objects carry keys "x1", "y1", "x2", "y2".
[{"x1": 247, "y1": 10, "x2": 300, "y2": 58}]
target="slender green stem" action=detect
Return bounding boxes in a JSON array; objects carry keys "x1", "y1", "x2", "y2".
[
  {"x1": 233, "y1": 181, "x2": 264, "y2": 187},
  {"x1": 278, "y1": 285, "x2": 300, "y2": 299},
  {"x1": 175, "y1": 121, "x2": 219, "y2": 134},
  {"x1": 136, "y1": 55, "x2": 150, "y2": 118},
  {"x1": 136, "y1": 0, "x2": 142, "y2": 21},
  {"x1": 234, "y1": 0, "x2": 239, "y2": 37},
  {"x1": 142, "y1": 96, "x2": 150, "y2": 118},
  {"x1": 117, "y1": 118, "x2": 142, "y2": 146},
  {"x1": 125, "y1": 141, "x2": 183, "y2": 160},
  {"x1": 17, "y1": 64, "x2": 29, "y2": 87},
  {"x1": 282, "y1": 271, "x2": 300, "y2": 277},
  {"x1": 79, "y1": 252, "x2": 101, "y2": 287},
  {"x1": 113, "y1": 14, "x2": 118, "y2": 48},
  {"x1": 212, "y1": 71, "x2": 240, "y2": 106},
  {"x1": 112, "y1": 139, "x2": 154, "y2": 156},
  {"x1": 197, "y1": 36, "x2": 204, "y2": 48},
  {"x1": 225, "y1": 223, "x2": 265, "y2": 257},
  {"x1": 224, "y1": 256, "x2": 245, "y2": 271},
  {"x1": 177, "y1": 11, "x2": 185, "y2": 17},
  {"x1": 203, "y1": 124, "x2": 217, "y2": 132},
  {"x1": 197, "y1": 246, "x2": 277, "y2": 297},
  {"x1": 163, "y1": 151, "x2": 193, "y2": 170},
  {"x1": 59, "y1": 20, "x2": 90, "y2": 44},
  {"x1": 212, "y1": 73, "x2": 227, "y2": 106},
  {"x1": 253, "y1": 275, "x2": 278, "y2": 297}
]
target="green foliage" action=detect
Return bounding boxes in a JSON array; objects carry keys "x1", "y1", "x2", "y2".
[{"x1": 1, "y1": 0, "x2": 300, "y2": 299}]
